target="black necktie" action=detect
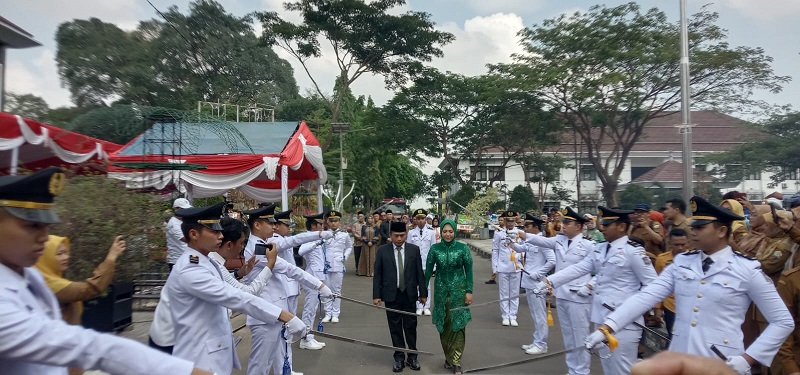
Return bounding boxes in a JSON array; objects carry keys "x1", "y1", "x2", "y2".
[
  {"x1": 568, "y1": 239, "x2": 572, "y2": 247},
  {"x1": 606, "y1": 243, "x2": 611, "y2": 256},
  {"x1": 702, "y1": 257, "x2": 714, "y2": 273}
]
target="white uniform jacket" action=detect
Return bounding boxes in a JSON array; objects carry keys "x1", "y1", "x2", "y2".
[
  {"x1": 605, "y1": 247, "x2": 794, "y2": 366},
  {"x1": 548, "y1": 236, "x2": 658, "y2": 324},
  {"x1": 407, "y1": 226, "x2": 437, "y2": 268},
  {"x1": 0, "y1": 264, "x2": 194, "y2": 375},
  {"x1": 321, "y1": 231, "x2": 353, "y2": 273},
  {"x1": 524, "y1": 233, "x2": 596, "y2": 303},
  {"x1": 150, "y1": 251, "x2": 273, "y2": 347},
  {"x1": 513, "y1": 235, "x2": 556, "y2": 290},
  {"x1": 492, "y1": 228, "x2": 523, "y2": 273},
  {"x1": 167, "y1": 248, "x2": 283, "y2": 374},
  {"x1": 244, "y1": 235, "x2": 323, "y2": 326}
]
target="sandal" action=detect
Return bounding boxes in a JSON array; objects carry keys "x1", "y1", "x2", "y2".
[
  {"x1": 444, "y1": 360, "x2": 452, "y2": 369},
  {"x1": 453, "y1": 364, "x2": 462, "y2": 375}
]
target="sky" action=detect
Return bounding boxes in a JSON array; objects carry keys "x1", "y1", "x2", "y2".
[{"x1": 2, "y1": 0, "x2": 799, "y2": 205}]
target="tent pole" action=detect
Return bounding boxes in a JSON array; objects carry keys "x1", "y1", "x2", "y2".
[
  {"x1": 317, "y1": 180, "x2": 324, "y2": 212},
  {"x1": 281, "y1": 165, "x2": 289, "y2": 210},
  {"x1": 9, "y1": 146, "x2": 18, "y2": 175}
]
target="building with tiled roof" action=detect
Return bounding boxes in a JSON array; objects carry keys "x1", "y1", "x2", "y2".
[
  {"x1": 440, "y1": 110, "x2": 788, "y2": 211},
  {"x1": 0, "y1": 15, "x2": 41, "y2": 112}
]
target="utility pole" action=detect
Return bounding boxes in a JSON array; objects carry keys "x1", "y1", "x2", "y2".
[{"x1": 678, "y1": 0, "x2": 695, "y2": 212}]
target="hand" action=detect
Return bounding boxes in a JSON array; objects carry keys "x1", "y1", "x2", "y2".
[
  {"x1": 465, "y1": 293, "x2": 473, "y2": 305},
  {"x1": 738, "y1": 198, "x2": 756, "y2": 212},
  {"x1": 576, "y1": 285, "x2": 592, "y2": 297},
  {"x1": 632, "y1": 351, "x2": 736, "y2": 375},
  {"x1": 777, "y1": 213, "x2": 795, "y2": 231},
  {"x1": 237, "y1": 255, "x2": 258, "y2": 278},
  {"x1": 265, "y1": 246, "x2": 278, "y2": 270},
  {"x1": 320, "y1": 231, "x2": 334, "y2": 240},
  {"x1": 319, "y1": 284, "x2": 333, "y2": 299},
  {"x1": 190, "y1": 369, "x2": 215, "y2": 375},
  {"x1": 285, "y1": 316, "x2": 307, "y2": 342},
  {"x1": 373, "y1": 298, "x2": 382, "y2": 306},
  {"x1": 529, "y1": 272, "x2": 543, "y2": 281},
  {"x1": 532, "y1": 280, "x2": 548, "y2": 295},
  {"x1": 585, "y1": 330, "x2": 607, "y2": 351},
  {"x1": 653, "y1": 308, "x2": 664, "y2": 321},
  {"x1": 725, "y1": 356, "x2": 751, "y2": 375},
  {"x1": 419, "y1": 297, "x2": 427, "y2": 304},
  {"x1": 106, "y1": 235, "x2": 126, "y2": 262},
  {"x1": 516, "y1": 231, "x2": 527, "y2": 239}
]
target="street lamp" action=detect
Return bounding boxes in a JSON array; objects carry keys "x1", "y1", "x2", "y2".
[
  {"x1": 678, "y1": 0, "x2": 695, "y2": 213},
  {"x1": 330, "y1": 122, "x2": 350, "y2": 210}
]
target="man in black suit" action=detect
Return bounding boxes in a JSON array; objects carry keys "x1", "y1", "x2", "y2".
[
  {"x1": 373, "y1": 221, "x2": 428, "y2": 372},
  {"x1": 379, "y1": 209, "x2": 394, "y2": 245}
]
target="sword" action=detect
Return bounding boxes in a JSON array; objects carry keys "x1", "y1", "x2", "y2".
[
  {"x1": 332, "y1": 294, "x2": 420, "y2": 317},
  {"x1": 602, "y1": 303, "x2": 671, "y2": 343},
  {"x1": 312, "y1": 330, "x2": 434, "y2": 356},
  {"x1": 464, "y1": 346, "x2": 584, "y2": 373},
  {"x1": 450, "y1": 294, "x2": 529, "y2": 312}
]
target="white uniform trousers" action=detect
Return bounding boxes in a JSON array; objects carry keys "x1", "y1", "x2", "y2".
[
  {"x1": 498, "y1": 271, "x2": 520, "y2": 320},
  {"x1": 287, "y1": 295, "x2": 298, "y2": 316},
  {"x1": 301, "y1": 270, "x2": 325, "y2": 341},
  {"x1": 247, "y1": 323, "x2": 292, "y2": 375},
  {"x1": 597, "y1": 323, "x2": 640, "y2": 375},
  {"x1": 323, "y1": 272, "x2": 344, "y2": 318},
  {"x1": 525, "y1": 288, "x2": 549, "y2": 348},
  {"x1": 556, "y1": 298, "x2": 591, "y2": 375},
  {"x1": 416, "y1": 280, "x2": 432, "y2": 310}
]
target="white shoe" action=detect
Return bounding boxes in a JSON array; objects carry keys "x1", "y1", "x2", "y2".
[
  {"x1": 423, "y1": 308, "x2": 431, "y2": 315},
  {"x1": 525, "y1": 345, "x2": 548, "y2": 355},
  {"x1": 510, "y1": 319, "x2": 519, "y2": 327},
  {"x1": 299, "y1": 338, "x2": 324, "y2": 350},
  {"x1": 502, "y1": 318, "x2": 510, "y2": 326},
  {"x1": 331, "y1": 316, "x2": 339, "y2": 323},
  {"x1": 292, "y1": 372, "x2": 303, "y2": 375},
  {"x1": 312, "y1": 338, "x2": 326, "y2": 347},
  {"x1": 521, "y1": 343, "x2": 535, "y2": 350},
  {"x1": 321, "y1": 315, "x2": 332, "y2": 323},
  {"x1": 416, "y1": 308, "x2": 424, "y2": 316}
]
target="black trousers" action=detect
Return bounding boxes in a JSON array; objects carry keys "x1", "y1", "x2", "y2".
[
  {"x1": 664, "y1": 308, "x2": 676, "y2": 341},
  {"x1": 148, "y1": 336, "x2": 173, "y2": 355},
  {"x1": 353, "y1": 246, "x2": 362, "y2": 270},
  {"x1": 385, "y1": 289, "x2": 418, "y2": 361}
]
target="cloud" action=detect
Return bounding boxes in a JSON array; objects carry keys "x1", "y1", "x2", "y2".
[
  {"x1": 7, "y1": 0, "x2": 140, "y2": 30},
  {"x1": 716, "y1": 0, "x2": 800, "y2": 20},
  {"x1": 461, "y1": 0, "x2": 543, "y2": 17},
  {"x1": 6, "y1": 49, "x2": 72, "y2": 108}
]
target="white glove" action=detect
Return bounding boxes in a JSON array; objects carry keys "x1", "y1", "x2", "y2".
[
  {"x1": 285, "y1": 316, "x2": 307, "y2": 342},
  {"x1": 529, "y1": 272, "x2": 543, "y2": 281},
  {"x1": 319, "y1": 284, "x2": 333, "y2": 299},
  {"x1": 320, "y1": 231, "x2": 334, "y2": 240},
  {"x1": 576, "y1": 285, "x2": 592, "y2": 297},
  {"x1": 532, "y1": 280, "x2": 548, "y2": 295},
  {"x1": 726, "y1": 356, "x2": 752, "y2": 375},
  {"x1": 584, "y1": 330, "x2": 607, "y2": 351}
]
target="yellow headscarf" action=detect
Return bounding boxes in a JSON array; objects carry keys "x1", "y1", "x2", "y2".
[
  {"x1": 35, "y1": 235, "x2": 73, "y2": 294},
  {"x1": 721, "y1": 199, "x2": 746, "y2": 233}
]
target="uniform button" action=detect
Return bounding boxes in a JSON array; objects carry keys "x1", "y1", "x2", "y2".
[
  {"x1": 693, "y1": 307, "x2": 699, "y2": 312},
  {"x1": 218, "y1": 342, "x2": 222, "y2": 348},
  {"x1": 723, "y1": 339, "x2": 729, "y2": 344},
  {"x1": 691, "y1": 322, "x2": 697, "y2": 327},
  {"x1": 697, "y1": 293, "x2": 702, "y2": 298},
  {"x1": 724, "y1": 281, "x2": 729, "y2": 285},
  {"x1": 700, "y1": 280, "x2": 706, "y2": 284}
]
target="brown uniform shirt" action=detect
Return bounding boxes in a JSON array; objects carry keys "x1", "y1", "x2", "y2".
[
  {"x1": 777, "y1": 267, "x2": 800, "y2": 373},
  {"x1": 629, "y1": 221, "x2": 664, "y2": 255}
]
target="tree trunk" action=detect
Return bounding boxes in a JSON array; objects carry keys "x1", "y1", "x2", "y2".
[{"x1": 601, "y1": 181, "x2": 620, "y2": 207}]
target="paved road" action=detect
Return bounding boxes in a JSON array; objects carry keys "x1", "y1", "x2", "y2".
[{"x1": 114, "y1": 239, "x2": 605, "y2": 374}]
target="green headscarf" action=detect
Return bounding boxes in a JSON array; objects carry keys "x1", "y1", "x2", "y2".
[{"x1": 439, "y1": 219, "x2": 457, "y2": 245}]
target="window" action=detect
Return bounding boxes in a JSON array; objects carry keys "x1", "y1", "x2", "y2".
[
  {"x1": 472, "y1": 165, "x2": 505, "y2": 182},
  {"x1": 782, "y1": 166, "x2": 799, "y2": 180},
  {"x1": 580, "y1": 165, "x2": 597, "y2": 181},
  {"x1": 528, "y1": 166, "x2": 560, "y2": 182},
  {"x1": 746, "y1": 171, "x2": 761, "y2": 180},
  {"x1": 695, "y1": 164, "x2": 707, "y2": 172}
]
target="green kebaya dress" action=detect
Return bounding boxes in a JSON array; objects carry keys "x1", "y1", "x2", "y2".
[{"x1": 425, "y1": 219, "x2": 473, "y2": 366}]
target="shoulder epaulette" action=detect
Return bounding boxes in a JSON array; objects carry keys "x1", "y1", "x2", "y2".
[
  {"x1": 782, "y1": 267, "x2": 800, "y2": 277},
  {"x1": 189, "y1": 254, "x2": 200, "y2": 264},
  {"x1": 733, "y1": 251, "x2": 756, "y2": 261},
  {"x1": 680, "y1": 250, "x2": 701, "y2": 256},
  {"x1": 627, "y1": 240, "x2": 643, "y2": 248}
]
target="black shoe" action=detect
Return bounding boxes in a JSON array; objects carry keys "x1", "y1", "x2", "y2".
[
  {"x1": 485, "y1": 279, "x2": 496, "y2": 284},
  {"x1": 406, "y1": 358, "x2": 421, "y2": 371},
  {"x1": 393, "y1": 360, "x2": 405, "y2": 372},
  {"x1": 444, "y1": 360, "x2": 452, "y2": 369},
  {"x1": 453, "y1": 364, "x2": 463, "y2": 375}
]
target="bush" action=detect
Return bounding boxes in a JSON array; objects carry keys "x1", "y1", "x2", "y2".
[{"x1": 51, "y1": 175, "x2": 168, "y2": 282}]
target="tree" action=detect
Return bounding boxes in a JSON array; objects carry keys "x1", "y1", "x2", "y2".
[
  {"x1": 449, "y1": 185, "x2": 476, "y2": 215},
  {"x1": 702, "y1": 112, "x2": 800, "y2": 187},
  {"x1": 257, "y1": 0, "x2": 454, "y2": 150},
  {"x1": 508, "y1": 185, "x2": 537, "y2": 213},
  {"x1": 619, "y1": 184, "x2": 655, "y2": 210},
  {"x1": 494, "y1": 3, "x2": 789, "y2": 206},
  {"x1": 5, "y1": 92, "x2": 50, "y2": 121},
  {"x1": 56, "y1": 0, "x2": 298, "y2": 109}
]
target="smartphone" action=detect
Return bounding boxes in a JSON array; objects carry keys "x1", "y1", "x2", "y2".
[
  {"x1": 254, "y1": 243, "x2": 274, "y2": 256},
  {"x1": 771, "y1": 202, "x2": 780, "y2": 223}
]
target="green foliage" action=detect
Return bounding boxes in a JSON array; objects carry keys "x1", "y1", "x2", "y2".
[
  {"x1": 5, "y1": 92, "x2": 50, "y2": 121},
  {"x1": 55, "y1": 0, "x2": 298, "y2": 109},
  {"x1": 449, "y1": 185, "x2": 476, "y2": 214},
  {"x1": 619, "y1": 184, "x2": 655, "y2": 210},
  {"x1": 494, "y1": 2, "x2": 788, "y2": 205},
  {"x1": 68, "y1": 106, "x2": 151, "y2": 144},
  {"x1": 466, "y1": 187, "x2": 499, "y2": 216},
  {"x1": 508, "y1": 185, "x2": 537, "y2": 213},
  {"x1": 51, "y1": 175, "x2": 167, "y2": 282},
  {"x1": 702, "y1": 112, "x2": 800, "y2": 187}
]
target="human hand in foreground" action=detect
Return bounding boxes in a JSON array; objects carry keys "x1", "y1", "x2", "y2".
[{"x1": 631, "y1": 351, "x2": 736, "y2": 375}]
